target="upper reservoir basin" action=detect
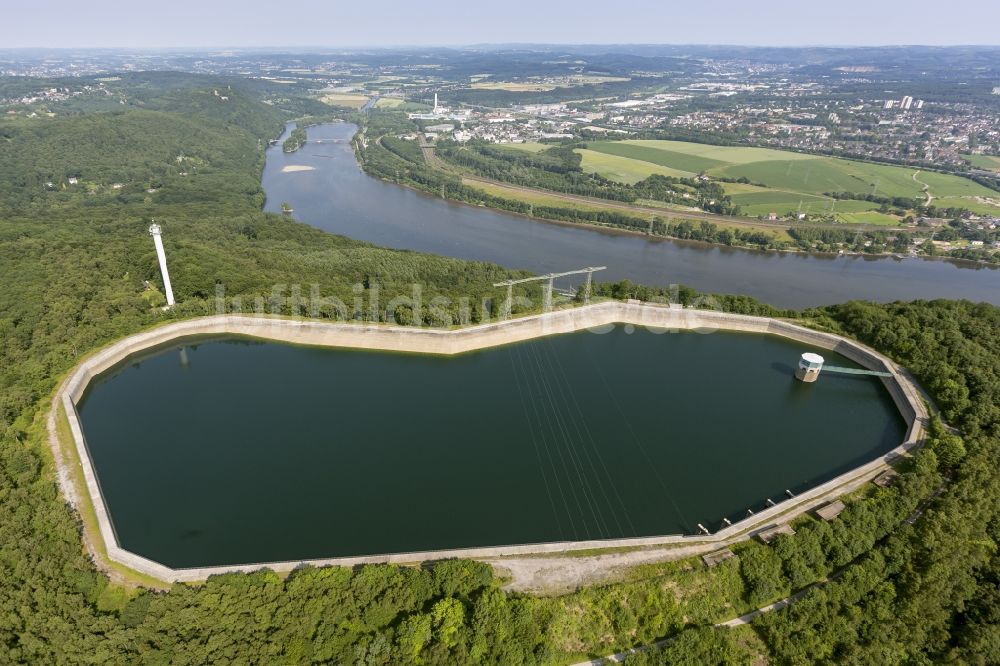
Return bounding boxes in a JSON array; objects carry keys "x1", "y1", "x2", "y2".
[{"x1": 77, "y1": 326, "x2": 905, "y2": 569}]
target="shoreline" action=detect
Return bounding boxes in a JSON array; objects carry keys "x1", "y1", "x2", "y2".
[
  {"x1": 360, "y1": 167, "x2": 999, "y2": 269},
  {"x1": 344, "y1": 125, "x2": 999, "y2": 269}
]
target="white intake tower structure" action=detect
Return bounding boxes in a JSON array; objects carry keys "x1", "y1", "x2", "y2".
[
  {"x1": 148, "y1": 223, "x2": 175, "y2": 306},
  {"x1": 795, "y1": 352, "x2": 824, "y2": 382}
]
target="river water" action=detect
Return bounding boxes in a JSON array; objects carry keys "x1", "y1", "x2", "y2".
[{"x1": 262, "y1": 123, "x2": 1000, "y2": 308}]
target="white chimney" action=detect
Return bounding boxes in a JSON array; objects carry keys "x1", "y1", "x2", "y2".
[{"x1": 148, "y1": 223, "x2": 176, "y2": 306}]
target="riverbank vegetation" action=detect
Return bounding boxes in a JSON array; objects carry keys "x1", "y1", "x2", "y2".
[
  {"x1": 355, "y1": 110, "x2": 1000, "y2": 264},
  {"x1": 282, "y1": 126, "x2": 307, "y2": 153},
  {"x1": 3, "y1": 75, "x2": 1000, "y2": 664},
  {"x1": 444, "y1": 143, "x2": 742, "y2": 216}
]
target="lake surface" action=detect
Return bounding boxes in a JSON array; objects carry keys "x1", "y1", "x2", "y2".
[
  {"x1": 261, "y1": 123, "x2": 1000, "y2": 309},
  {"x1": 78, "y1": 328, "x2": 905, "y2": 568}
]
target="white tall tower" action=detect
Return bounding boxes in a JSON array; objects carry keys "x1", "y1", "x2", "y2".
[
  {"x1": 434, "y1": 93, "x2": 438, "y2": 112},
  {"x1": 148, "y1": 222, "x2": 175, "y2": 306}
]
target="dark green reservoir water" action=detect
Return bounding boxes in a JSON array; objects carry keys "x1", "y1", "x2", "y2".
[{"x1": 77, "y1": 327, "x2": 905, "y2": 569}]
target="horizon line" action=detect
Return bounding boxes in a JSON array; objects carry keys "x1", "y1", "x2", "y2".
[{"x1": 3, "y1": 42, "x2": 1000, "y2": 52}]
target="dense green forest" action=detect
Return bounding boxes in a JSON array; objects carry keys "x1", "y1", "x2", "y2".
[{"x1": 2, "y1": 76, "x2": 1000, "y2": 663}]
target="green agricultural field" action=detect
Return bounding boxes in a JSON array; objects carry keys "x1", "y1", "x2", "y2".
[
  {"x1": 320, "y1": 93, "x2": 370, "y2": 109},
  {"x1": 934, "y1": 196, "x2": 1000, "y2": 216},
  {"x1": 718, "y1": 159, "x2": 919, "y2": 198},
  {"x1": 585, "y1": 141, "x2": 727, "y2": 175},
  {"x1": 726, "y1": 188, "x2": 883, "y2": 218},
  {"x1": 374, "y1": 97, "x2": 405, "y2": 108},
  {"x1": 918, "y1": 170, "x2": 997, "y2": 198},
  {"x1": 726, "y1": 189, "x2": 829, "y2": 217},
  {"x1": 720, "y1": 182, "x2": 767, "y2": 195},
  {"x1": 963, "y1": 153, "x2": 1000, "y2": 172},
  {"x1": 577, "y1": 148, "x2": 691, "y2": 183},
  {"x1": 724, "y1": 182, "x2": 882, "y2": 212},
  {"x1": 723, "y1": 183, "x2": 828, "y2": 203},
  {"x1": 826, "y1": 199, "x2": 893, "y2": 214},
  {"x1": 836, "y1": 211, "x2": 903, "y2": 226},
  {"x1": 494, "y1": 142, "x2": 550, "y2": 153},
  {"x1": 612, "y1": 140, "x2": 816, "y2": 165},
  {"x1": 586, "y1": 139, "x2": 1000, "y2": 217}
]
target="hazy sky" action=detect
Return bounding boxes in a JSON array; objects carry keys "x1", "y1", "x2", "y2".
[{"x1": 10, "y1": 0, "x2": 1000, "y2": 48}]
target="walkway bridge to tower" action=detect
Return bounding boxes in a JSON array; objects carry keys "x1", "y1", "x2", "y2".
[
  {"x1": 821, "y1": 366, "x2": 893, "y2": 378},
  {"x1": 795, "y1": 352, "x2": 893, "y2": 382}
]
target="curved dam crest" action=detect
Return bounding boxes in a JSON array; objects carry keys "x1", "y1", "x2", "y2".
[{"x1": 53, "y1": 303, "x2": 925, "y2": 583}]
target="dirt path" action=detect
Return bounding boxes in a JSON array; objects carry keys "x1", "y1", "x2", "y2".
[
  {"x1": 913, "y1": 170, "x2": 934, "y2": 206},
  {"x1": 717, "y1": 581, "x2": 827, "y2": 628},
  {"x1": 487, "y1": 543, "x2": 720, "y2": 596}
]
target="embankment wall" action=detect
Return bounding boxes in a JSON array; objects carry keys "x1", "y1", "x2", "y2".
[{"x1": 51, "y1": 301, "x2": 928, "y2": 583}]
